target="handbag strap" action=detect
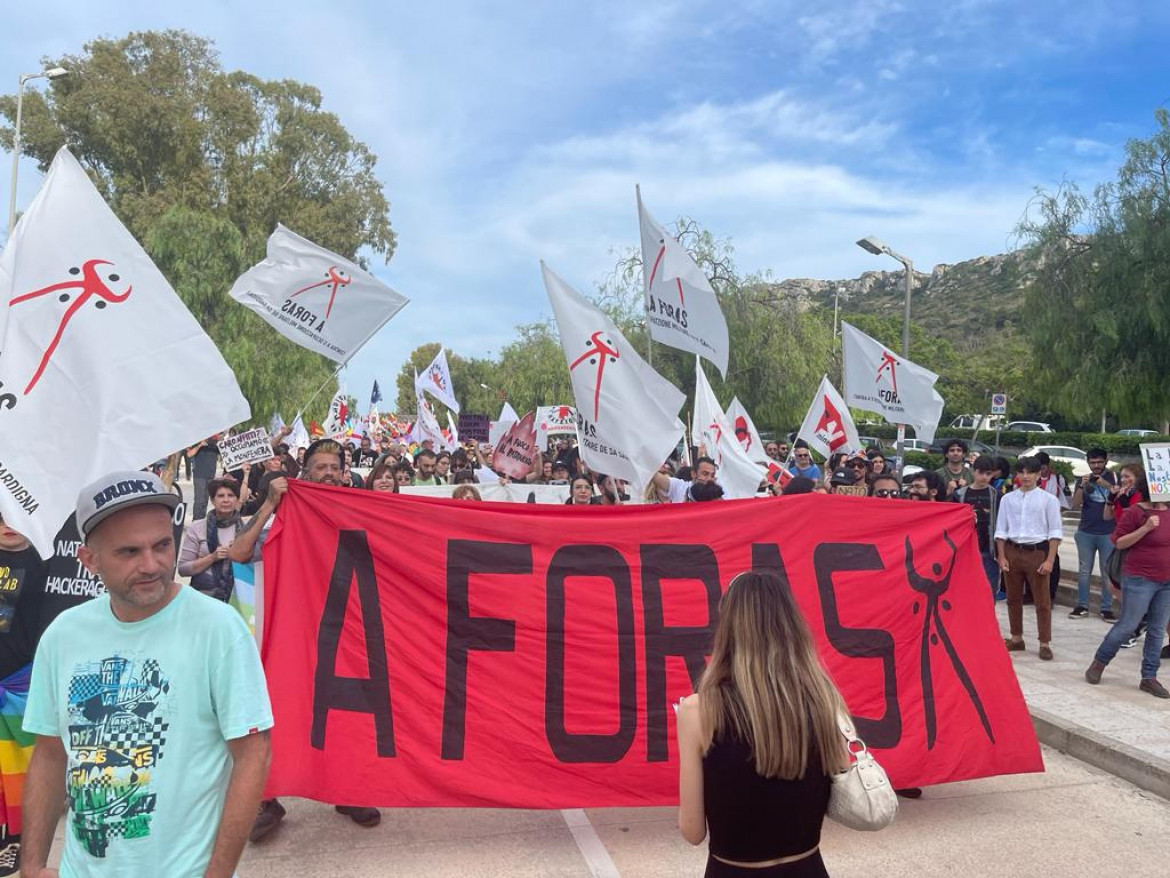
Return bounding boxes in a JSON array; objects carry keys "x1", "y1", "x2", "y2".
[{"x1": 837, "y1": 713, "x2": 869, "y2": 759}]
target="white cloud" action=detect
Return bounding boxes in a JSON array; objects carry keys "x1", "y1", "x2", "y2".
[{"x1": 1, "y1": 0, "x2": 1157, "y2": 412}]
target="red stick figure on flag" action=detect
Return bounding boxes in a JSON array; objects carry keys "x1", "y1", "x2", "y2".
[
  {"x1": 289, "y1": 266, "x2": 351, "y2": 319},
  {"x1": 647, "y1": 239, "x2": 686, "y2": 308},
  {"x1": 876, "y1": 351, "x2": 899, "y2": 395},
  {"x1": 569, "y1": 332, "x2": 620, "y2": 421},
  {"x1": 9, "y1": 258, "x2": 132, "y2": 394}
]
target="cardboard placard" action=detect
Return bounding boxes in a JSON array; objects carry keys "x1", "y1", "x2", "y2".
[
  {"x1": 220, "y1": 428, "x2": 274, "y2": 470},
  {"x1": 535, "y1": 405, "x2": 578, "y2": 451},
  {"x1": 457, "y1": 414, "x2": 491, "y2": 443},
  {"x1": 1140, "y1": 443, "x2": 1170, "y2": 501},
  {"x1": 492, "y1": 411, "x2": 539, "y2": 479}
]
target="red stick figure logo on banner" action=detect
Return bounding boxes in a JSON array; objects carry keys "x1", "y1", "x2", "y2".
[
  {"x1": 876, "y1": 350, "x2": 900, "y2": 396},
  {"x1": 9, "y1": 258, "x2": 133, "y2": 394},
  {"x1": 647, "y1": 238, "x2": 686, "y2": 307},
  {"x1": 569, "y1": 331, "x2": 620, "y2": 421},
  {"x1": 289, "y1": 266, "x2": 351, "y2": 319}
]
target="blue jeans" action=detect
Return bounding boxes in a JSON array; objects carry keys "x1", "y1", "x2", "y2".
[
  {"x1": 980, "y1": 549, "x2": 1002, "y2": 594},
  {"x1": 1095, "y1": 575, "x2": 1170, "y2": 679},
  {"x1": 1074, "y1": 530, "x2": 1114, "y2": 611}
]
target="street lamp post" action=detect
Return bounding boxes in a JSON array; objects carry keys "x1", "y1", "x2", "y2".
[
  {"x1": 856, "y1": 235, "x2": 915, "y2": 469},
  {"x1": 7, "y1": 66, "x2": 69, "y2": 235}
]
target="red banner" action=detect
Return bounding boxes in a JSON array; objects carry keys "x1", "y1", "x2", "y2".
[{"x1": 261, "y1": 482, "x2": 1042, "y2": 807}]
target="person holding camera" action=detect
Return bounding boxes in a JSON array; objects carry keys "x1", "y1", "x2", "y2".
[
  {"x1": 1069, "y1": 448, "x2": 1117, "y2": 620},
  {"x1": 1085, "y1": 489, "x2": 1170, "y2": 698}
]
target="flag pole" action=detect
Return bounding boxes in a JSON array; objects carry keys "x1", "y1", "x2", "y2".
[
  {"x1": 294, "y1": 362, "x2": 345, "y2": 425},
  {"x1": 637, "y1": 184, "x2": 654, "y2": 368}
]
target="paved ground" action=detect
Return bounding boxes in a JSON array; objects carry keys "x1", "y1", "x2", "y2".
[
  {"x1": 996, "y1": 601, "x2": 1170, "y2": 764},
  {"x1": 224, "y1": 747, "x2": 1169, "y2": 877}
]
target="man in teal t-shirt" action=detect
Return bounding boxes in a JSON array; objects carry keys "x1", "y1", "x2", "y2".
[{"x1": 21, "y1": 472, "x2": 273, "y2": 877}]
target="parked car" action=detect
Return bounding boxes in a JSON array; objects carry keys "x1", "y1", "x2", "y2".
[
  {"x1": 928, "y1": 439, "x2": 996, "y2": 456},
  {"x1": 1005, "y1": 421, "x2": 1054, "y2": 433},
  {"x1": 1117, "y1": 428, "x2": 1159, "y2": 437},
  {"x1": 949, "y1": 414, "x2": 1004, "y2": 431},
  {"x1": 1021, "y1": 445, "x2": 1091, "y2": 477},
  {"x1": 858, "y1": 436, "x2": 885, "y2": 450},
  {"x1": 902, "y1": 439, "x2": 932, "y2": 452}
]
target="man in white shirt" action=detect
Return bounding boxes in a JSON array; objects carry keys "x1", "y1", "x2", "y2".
[
  {"x1": 995, "y1": 456, "x2": 1063, "y2": 660},
  {"x1": 651, "y1": 457, "x2": 718, "y2": 503}
]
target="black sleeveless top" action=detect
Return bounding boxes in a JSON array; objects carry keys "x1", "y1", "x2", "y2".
[{"x1": 702, "y1": 728, "x2": 831, "y2": 862}]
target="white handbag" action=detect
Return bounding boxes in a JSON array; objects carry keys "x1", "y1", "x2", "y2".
[{"x1": 826, "y1": 714, "x2": 898, "y2": 831}]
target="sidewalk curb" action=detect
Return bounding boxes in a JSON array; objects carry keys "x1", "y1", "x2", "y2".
[{"x1": 1030, "y1": 706, "x2": 1170, "y2": 801}]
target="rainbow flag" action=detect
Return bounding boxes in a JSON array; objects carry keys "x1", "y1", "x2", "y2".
[{"x1": 0, "y1": 666, "x2": 34, "y2": 835}]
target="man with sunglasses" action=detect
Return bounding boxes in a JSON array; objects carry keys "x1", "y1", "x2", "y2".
[
  {"x1": 787, "y1": 441, "x2": 822, "y2": 481},
  {"x1": 226, "y1": 439, "x2": 383, "y2": 840},
  {"x1": 868, "y1": 474, "x2": 903, "y2": 499},
  {"x1": 845, "y1": 452, "x2": 871, "y2": 484}
]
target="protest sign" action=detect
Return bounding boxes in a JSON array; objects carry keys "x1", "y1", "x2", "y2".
[
  {"x1": 535, "y1": 406, "x2": 578, "y2": 451},
  {"x1": 262, "y1": 482, "x2": 1042, "y2": 807},
  {"x1": 1140, "y1": 443, "x2": 1170, "y2": 501},
  {"x1": 458, "y1": 414, "x2": 490, "y2": 443},
  {"x1": 492, "y1": 412, "x2": 539, "y2": 479},
  {"x1": 219, "y1": 428, "x2": 274, "y2": 470}
]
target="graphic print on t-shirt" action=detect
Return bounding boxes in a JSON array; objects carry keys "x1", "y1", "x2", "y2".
[
  {"x1": 0, "y1": 564, "x2": 29, "y2": 633},
  {"x1": 65, "y1": 654, "x2": 171, "y2": 858}
]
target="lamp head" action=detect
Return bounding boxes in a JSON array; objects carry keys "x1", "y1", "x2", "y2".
[
  {"x1": 856, "y1": 236, "x2": 887, "y2": 256},
  {"x1": 45, "y1": 67, "x2": 69, "y2": 79}
]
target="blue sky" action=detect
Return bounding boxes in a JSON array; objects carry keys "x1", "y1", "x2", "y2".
[{"x1": 4, "y1": 1, "x2": 1169, "y2": 410}]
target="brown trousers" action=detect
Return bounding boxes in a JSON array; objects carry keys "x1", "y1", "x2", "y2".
[{"x1": 1003, "y1": 541, "x2": 1053, "y2": 643}]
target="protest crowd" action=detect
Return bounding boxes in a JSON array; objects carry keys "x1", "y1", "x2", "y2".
[{"x1": 0, "y1": 152, "x2": 1165, "y2": 878}]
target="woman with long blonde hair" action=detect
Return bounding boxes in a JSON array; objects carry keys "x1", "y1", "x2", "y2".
[{"x1": 677, "y1": 570, "x2": 848, "y2": 877}]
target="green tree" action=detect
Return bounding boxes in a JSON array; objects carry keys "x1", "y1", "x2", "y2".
[
  {"x1": 1, "y1": 30, "x2": 396, "y2": 422},
  {"x1": 395, "y1": 344, "x2": 502, "y2": 421},
  {"x1": 1017, "y1": 108, "x2": 1170, "y2": 428},
  {"x1": 495, "y1": 322, "x2": 573, "y2": 414}
]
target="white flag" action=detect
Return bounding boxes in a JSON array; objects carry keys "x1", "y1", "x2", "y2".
[
  {"x1": 489, "y1": 401, "x2": 520, "y2": 446},
  {"x1": 367, "y1": 405, "x2": 382, "y2": 440},
  {"x1": 796, "y1": 375, "x2": 861, "y2": 460},
  {"x1": 228, "y1": 224, "x2": 409, "y2": 363},
  {"x1": 268, "y1": 412, "x2": 286, "y2": 437},
  {"x1": 841, "y1": 322, "x2": 945, "y2": 444},
  {"x1": 446, "y1": 411, "x2": 460, "y2": 451},
  {"x1": 691, "y1": 360, "x2": 767, "y2": 499},
  {"x1": 414, "y1": 347, "x2": 460, "y2": 413},
  {"x1": 411, "y1": 391, "x2": 445, "y2": 448},
  {"x1": 542, "y1": 262, "x2": 684, "y2": 490},
  {"x1": 288, "y1": 415, "x2": 310, "y2": 450},
  {"x1": 725, "y1": 397, "x2": 768, "y2": 466},
  {"x1": 637, "y1": 187, "x2": 729, "y2": 377},
  {"x1": 322, "y1": 388, "x2": 349, "y2": 438},
  {"x1": 0, "y1": 147, "x2": 250, "y2": 556}
]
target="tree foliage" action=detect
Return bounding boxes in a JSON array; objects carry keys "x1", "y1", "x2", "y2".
[
  {"x1": 395, "y1": 343, "x2": 504, "y2": 422},
  {"x1": 0, "y1": 30, "x2": 396, "y2": 422},
  {"x1": 1017, "y1": 109, "x2": 1170, "y2": 427}
]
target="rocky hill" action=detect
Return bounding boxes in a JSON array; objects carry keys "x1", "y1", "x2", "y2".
[{"x1": 765, "y1": 249, "x2": 1034, "y2": 351}]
